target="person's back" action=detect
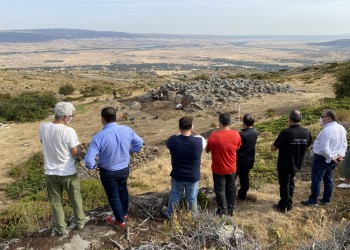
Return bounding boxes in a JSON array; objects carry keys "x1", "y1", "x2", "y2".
[
  {"x1": 237, "y1": 127, "x2": 258, "y2": 167},
  {"x1": 207, "y1": 129, "x2": 241, "y2": 175},
  {"x1": 40, "y1": 122, "x2": 78, "y2": 175},
  {"x1": 276, "y1": 125, "x2": 311, "y2": 173},
  {"x1": 87, "y1": 124, "x2": 140, "y2": 170},
  {"x1": 167, "y1": 134, "x2": 204, "y2": 182}
]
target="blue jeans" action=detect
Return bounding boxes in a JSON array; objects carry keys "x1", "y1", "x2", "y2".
[
  {"x1": 166, "y1": 178, "x2": 199, "y2": 217},
  {"x1": 100, "y1": 167, "x2": 129, "y2": 223},
  {"x1": 308, "y1": 154, "x2": 336, "y2": 204}
]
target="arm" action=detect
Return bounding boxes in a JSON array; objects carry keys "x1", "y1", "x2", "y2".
[
  {"x1": 271, "y1": 143, "x2": 278, "y2": 151},
  {"x1": 70, "y1": 144, "x2": 81, "y2": 158},
  {"x1": 84, "y1": 139, "x2": 99, "y2": 170},
  {"x1": 130, "y1": 131, "x2": 144, "y2": 153}
]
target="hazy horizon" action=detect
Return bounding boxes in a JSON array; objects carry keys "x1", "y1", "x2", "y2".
[{"x1": 1, "y1": 0, "x2": 350, "y2": 36}]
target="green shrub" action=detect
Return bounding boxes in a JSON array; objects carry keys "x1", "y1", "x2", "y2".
[
  {"x1": 6, "y1": 152, "x2": 46, "y2": 199},
  {"x1": 58, "y1": 83, "x2": 75, "y2": 95},
  {"x1": 334, "y1": 65, "x2": 350, "y2": 98},
  {"x1": 0, "y1": 91, "x2": 57, "y2": 122},
  {"x1": 81, "y1": 85, "x2": 113, "y2": 97},
  {"x1": 0, "y1": 201, "x2": 52, "y2": 239}
]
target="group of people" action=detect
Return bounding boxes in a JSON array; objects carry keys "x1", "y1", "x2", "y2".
[{"x1": 39, "y1": 101, "x2": 348, "y2": 236}]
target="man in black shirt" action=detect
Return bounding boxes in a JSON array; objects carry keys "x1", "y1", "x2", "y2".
[
  {"x1": 236, "y1": 114, "x2": 258, "y2": 200},
  {"x1": 271, "y1": 110, "x2": 312, "y2": 213}
]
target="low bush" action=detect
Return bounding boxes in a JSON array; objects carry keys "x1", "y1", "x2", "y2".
[
  {"x1": 58, "y1": 83, "x2": 75, "y2": 95},
  {"x1": 0, "y1": 201, "x2": 52, "y2": 239},
  {"x1": 334, "y1": 64, "x2": 350, "y2": 98},
  {"x1": 0, "y1": 91, "x2": 57, "y2": 122},
  {"x1": 6, "y1": 152, "x2": 46, "y2": 199},
  {"x1": 80, "y1": 85, "x2": 113, "y2": 97}
]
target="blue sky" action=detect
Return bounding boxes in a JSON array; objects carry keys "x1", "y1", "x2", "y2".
[{"x1": 1, "y1": 0, "x2": 349, "y2": 35}]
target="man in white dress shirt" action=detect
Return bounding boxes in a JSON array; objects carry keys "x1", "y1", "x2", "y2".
[{"x1": 302, "y1": 109, "x2": 347, "y2": 206}]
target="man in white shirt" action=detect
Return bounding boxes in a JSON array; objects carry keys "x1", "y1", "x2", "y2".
[
  {"x1": 302, "y1": 109, "x2": 347, "y2": 206},
  {"x1": 39, "y1": 102, "x2": 85, "y2": 235}
]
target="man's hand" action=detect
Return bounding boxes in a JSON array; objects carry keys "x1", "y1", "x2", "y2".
[{"x1": 332, "y1": 155, "x2": 344, "y2": 164}]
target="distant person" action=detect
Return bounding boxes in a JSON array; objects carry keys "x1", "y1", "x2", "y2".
[
  {"x1": 236, "y1": 114, "x2": 258, "y2": 200},
  {"x1": 206, "y1": 113, "x2": 242, "y2": 216},
  {"x1": 162, "y1": 117, "x2": 207, "y2": 219},
  {"x1": 85, "y1": 107, "x2": 144, "y2": 228},
  {"x1": 271, "y1": 110, "x2": 312, "y2": 213},
  {"x1": 302, "y1": 109, "x2": 347, "y2": 206},
  {"x1": 39, "y1": 102, "x2": 86, "y2": 236},
  {"x1": 175, "y1": 100, "x2": 185, "y2": 110}
]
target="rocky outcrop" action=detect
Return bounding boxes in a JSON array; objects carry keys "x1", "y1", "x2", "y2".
[{"x1": 139, "y1": 77, "x2": 294, "y2": 109}]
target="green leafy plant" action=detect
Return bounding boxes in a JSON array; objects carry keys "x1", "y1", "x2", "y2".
[{"x1": 58, "y1": 83, "x2": 75, "y2": 95}]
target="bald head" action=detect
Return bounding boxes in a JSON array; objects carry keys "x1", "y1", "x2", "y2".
[{"x1": 289, "y1": 110, "x2": 302, "y2": 123}]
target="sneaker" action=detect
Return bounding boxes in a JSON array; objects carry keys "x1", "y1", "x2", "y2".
[
  {"x1": 52, "y1": 228, "x2": 69, "y2": 236},
  {"x1": 339, "y1": 177, "x2": 346, "y2": 182},
  {"x1": 105, "y1": 216, "x2": 126, "y2": 228},
  {"x1": 76, "y1": 223, "x2": 85, "y2": 230},
  {"x1": 337, "y1": 183, "x2": 350, "y2": 189},
  {"x1": 161, "y1": 206, "x2": 170, "y2": 219},
  {"x1": 301, "y1": 200, "x2": 318, "y2": 206},
  {"x1": 272, "y1": 204, "x2": 287, "y2": 214},
  {"x1": 318, "y1": 199, "x2": 330, "y2": 206},
  {"x1": 124, "y1": 214, "x2": 129, "y2": 220}
]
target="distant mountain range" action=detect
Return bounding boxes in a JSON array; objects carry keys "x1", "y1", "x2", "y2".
[
  {"x1": 1, "y1": 28, "x2": 350, "y2": 43},
  {"x1": 0, "y1": 29, "x2": 139, "y2": 43},
  {"x1": 314, "y1": 39, "x2": 350, "y2": 47}
]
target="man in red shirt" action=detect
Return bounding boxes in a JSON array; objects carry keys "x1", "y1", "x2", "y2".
[{"x1": 206, "y1": 113, "x2": 242, "y2": 216}]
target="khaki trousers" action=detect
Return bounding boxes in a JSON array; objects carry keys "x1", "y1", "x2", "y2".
[{"x1": 46, "y1": 174, "x2": 85, "y2": 232}]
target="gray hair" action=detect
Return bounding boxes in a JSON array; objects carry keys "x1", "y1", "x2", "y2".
[{"x1": 54, "y1": 102, "x2": 75, "y2": 117}]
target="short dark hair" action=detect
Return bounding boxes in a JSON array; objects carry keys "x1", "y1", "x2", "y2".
[
  {"x1": 219, "y1": 113, "x2": 231, "y2": 127},
  {"x1": 101, "y1": 107, "x2": 116, "y2": 123},
  {"x1": 289, "y1": 110, "x2": 302, "y2": 123},
  {"x1": 243, "y1": 114, "x2": 255, "y2": 127},
  {"x1": 179, "y1": 117, "x2": 193, "y2": 130},
  {"x1": 323, "y1": 109, "x2": 337, "y2": 121}
]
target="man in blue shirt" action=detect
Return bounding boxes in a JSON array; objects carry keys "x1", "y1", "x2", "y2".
[
  {"x1": 163, "y1": 117, "x2": 206, "y2": 219},
  {"x1": 85, "y1": 107, "x2": 143, "y2": 228}
]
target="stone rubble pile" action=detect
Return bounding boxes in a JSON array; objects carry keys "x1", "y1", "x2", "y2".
[
  {"x1": 139, "y1": 77, "x2": 294, "y2": 109},
  {"x1": 77, "y1": 145, "x2": 161, "y2": 179}
]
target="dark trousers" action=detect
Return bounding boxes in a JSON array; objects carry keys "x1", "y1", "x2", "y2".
[
  {"x1": 277, "y1": 170, "x2": 295, "y2": 210},
  {"x1": 308, "y1": 154, "x2": 336, "y2": 204},
  {"x1": 236, "y1": 163, "x2": 253, "y2": 199},
  {"x1": 100, "y1": 167, "x2": 129, "y2": 223},
  {"x1": 213, "y1": 173, "x2": 236, "y2": 215}
]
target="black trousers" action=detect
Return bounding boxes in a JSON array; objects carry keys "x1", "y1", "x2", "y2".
[
  {"x1": 213, "y1": 173, "x2": 236, "y2": 215},
  {"x1": 278, "y1": 170, "x2": 295, "y2": 210},
  {"x1": 236, "y1": 163, "x2": 254, "y2": 199}
]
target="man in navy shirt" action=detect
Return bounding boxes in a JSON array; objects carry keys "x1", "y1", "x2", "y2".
[
  {"x1": 85, "y1": 107, "x2": 143, "y2": 227},
  {"x1": 163, "y1": 117, "x2": 206, "y2": 218}
]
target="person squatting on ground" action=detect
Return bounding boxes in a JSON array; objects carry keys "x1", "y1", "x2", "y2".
[
  {"x1": 39, "y1": 102, "x2": 86, "y2": 236},
  {"x1": 85, "y1": 107, "x2": 144, "y2": 228},
  {"x1": 302, "y1": 109, "x2": 347, "y2": 206},
  {"x1": 271, "y1": 110, "x2": 312, "y2": 213},
  {"x1": 163, "y1": 117, "x2": 207, "y2": 219},
  {"x1": 236, "y1": 114, "x2": 258, "y2": 200},
  {"x1": 206, "y1": 113, "x2": 242, "y2": 216}
]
